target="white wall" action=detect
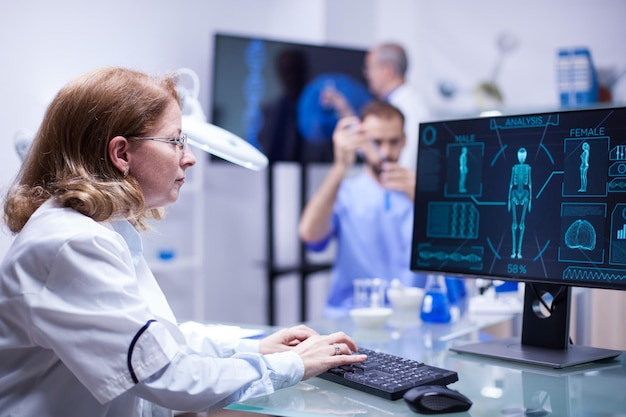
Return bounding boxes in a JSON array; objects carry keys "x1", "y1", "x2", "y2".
[
  {"x1": 0, "y1": 0, "x2": 334, "y2": 327},
  {"x1": 2, "y1": 0, "x2": 626, "y2": 333},
  {"x1": 413, "y1": 0, "x2": 626, "y2": 117}
]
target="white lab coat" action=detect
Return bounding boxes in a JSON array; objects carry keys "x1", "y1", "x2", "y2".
[
  {"x1": 387, "y1": 83, "x2": 431, "y2": 171},
  {"x1": 0, "y1": 201, "x2": 303, "y2": 417}
]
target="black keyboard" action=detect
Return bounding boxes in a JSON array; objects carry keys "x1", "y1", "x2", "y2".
[{"x1": 319, "y1": 347, "x2": 458, "y2": 400}]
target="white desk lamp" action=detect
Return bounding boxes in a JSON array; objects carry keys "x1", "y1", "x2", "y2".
[
  {"x1": 14, "y1": 128, "x2": 34, "y2": 162},
  {"x1": 13, "y1": 68, "x2": 269, "y2": 171},
  {"x1": 176, "y1": 67, "x2": 268, "y2": 170}
]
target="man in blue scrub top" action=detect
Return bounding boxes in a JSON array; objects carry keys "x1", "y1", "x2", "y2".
[{"x1": 298, "y1": 100, "x2": 426, "y2": 317}]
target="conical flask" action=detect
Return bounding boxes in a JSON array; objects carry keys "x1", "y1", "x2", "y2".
[{"x1": 420, "y1": 274, "x2": 451, "y2": 323}]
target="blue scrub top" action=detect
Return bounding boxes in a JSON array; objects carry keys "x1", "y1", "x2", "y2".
[{"x1": 307, "y1": 173, "x2": 427, "y2": 317}]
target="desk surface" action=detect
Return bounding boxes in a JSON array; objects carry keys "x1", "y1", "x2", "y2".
[{"x1": 226, "y1": 311, "x2": 626, "y2": 416}]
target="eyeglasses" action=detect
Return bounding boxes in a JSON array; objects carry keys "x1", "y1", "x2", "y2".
[{"x1": 129, "y1": 133, "x2": 188, "y2": 153}]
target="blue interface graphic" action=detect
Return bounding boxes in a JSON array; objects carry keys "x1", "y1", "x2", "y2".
[{"x1": 412, "y1": 107, "x2": 626, "y2": 288}]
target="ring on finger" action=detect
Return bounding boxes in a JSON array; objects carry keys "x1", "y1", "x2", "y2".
[{"x1": 333, "y1": 343, "x2": 341, "y2": 356}]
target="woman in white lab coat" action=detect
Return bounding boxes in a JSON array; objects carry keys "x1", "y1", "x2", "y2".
[{"x1": 0, "y1": 67, "x2": 365, "y2": 417}]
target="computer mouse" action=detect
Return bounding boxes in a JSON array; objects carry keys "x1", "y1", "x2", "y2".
[{"x1": 403, "y1": 385, "x2": 472, "y2": 414}]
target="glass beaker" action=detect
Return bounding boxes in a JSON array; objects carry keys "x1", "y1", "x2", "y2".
[{"x1": 353, "y1": 278, "x2": 386, "y2": 309}]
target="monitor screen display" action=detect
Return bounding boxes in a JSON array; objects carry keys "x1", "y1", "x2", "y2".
[
  {"x1": 210, "y1": 33, "x2": 372, "y2": 163},
  {"x1": 411, "y1": 106, "x2": 626, "y2": 291}
]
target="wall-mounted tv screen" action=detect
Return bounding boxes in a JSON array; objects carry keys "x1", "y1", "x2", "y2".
[{"x1": 210, "y1": 33, "x2": 372, "y2": 163}]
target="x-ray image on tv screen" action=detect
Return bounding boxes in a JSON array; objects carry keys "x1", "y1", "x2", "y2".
[
  {"x1": 412, "y1": 106, "x2": 626, "y2": 291},
  {"x1": 211, "y1": 33, "x2": 371, "y2": 163}
]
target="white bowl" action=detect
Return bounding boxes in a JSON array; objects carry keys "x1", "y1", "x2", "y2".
[
  {"x1": 387, "y1": 287, "x2": 425, "y2": 310},
  {"x1": 349, "y1": 307, "x2": 393, "y2": 328}
]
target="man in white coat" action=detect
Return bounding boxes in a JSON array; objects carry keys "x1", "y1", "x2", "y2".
[{"x1": 362, "y1": 42, "x2": 430, "y2": 171}]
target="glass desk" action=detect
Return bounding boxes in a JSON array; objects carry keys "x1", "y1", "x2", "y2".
[
  {"x1": 226, "y1": 311, "x2": 626, "y2": 416},
  {"x1": 301, "y1": 309, "x2": 517, "y2": 352}
]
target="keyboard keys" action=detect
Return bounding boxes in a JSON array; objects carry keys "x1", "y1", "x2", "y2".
[{"x1": 319, "y1": 347, "x2": 458, "y2": 400}]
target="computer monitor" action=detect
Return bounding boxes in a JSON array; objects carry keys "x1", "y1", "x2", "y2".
[
  {"x1": 210, "y1": 33, "x2": 372, "y2": 163},
  {"x1": 411, "y1": 106, "x2": 626, "y2": 368}
]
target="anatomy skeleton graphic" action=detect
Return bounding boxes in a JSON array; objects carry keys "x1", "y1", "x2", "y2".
[
  {"x1": 459, "y1": 146, "x2": 468, "y2": 193},
  {"x1": 508, "y1": 147, "x2": 532, "y2": 259}
]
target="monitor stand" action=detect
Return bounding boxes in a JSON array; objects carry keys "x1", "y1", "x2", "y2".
[{"x1": 451, "y1": 283, "x2": 622, "y2": 368}]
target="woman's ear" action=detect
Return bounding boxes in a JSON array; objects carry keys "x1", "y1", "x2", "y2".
[{"x1": 109, "y1": 136, "x2": 130, "y2": 176}]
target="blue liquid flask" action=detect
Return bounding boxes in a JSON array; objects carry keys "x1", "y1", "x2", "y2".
[
  {"x1": 420, "y1": 275, "x2": 451, "y2": 323},
  {"x1": 445, "y1": 277, "x2": 466, "y2": 304}
]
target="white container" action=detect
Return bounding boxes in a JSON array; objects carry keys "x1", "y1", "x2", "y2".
[
  {"x1": 349, "y1": 307, "x2": 393, "y2": 328},
  {"x1": 387, "y1": 286, "x2": 425, "y2": 310}
]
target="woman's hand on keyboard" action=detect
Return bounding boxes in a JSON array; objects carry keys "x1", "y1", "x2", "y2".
[
  {"x1": 259, "y1": 324, "x2": 320, "y2": 354},
  {"x1": 290, "y1": 331, "x2": 367, "y2": 380}
]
